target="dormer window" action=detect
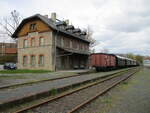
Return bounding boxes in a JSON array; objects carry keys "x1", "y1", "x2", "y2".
[{"x1": 29, "y1": 23, "x2": 36, "y2": 31}]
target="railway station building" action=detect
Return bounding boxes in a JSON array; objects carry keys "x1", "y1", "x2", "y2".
[{"x1": 12, "y1": 13, "x2": 90, "y2": 71}]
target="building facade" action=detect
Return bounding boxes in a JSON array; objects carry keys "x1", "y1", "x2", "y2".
[
  {"x1": 0, "y1": 43, "x2": 17, "y2": 56},
  {"x1": 12, "y1": 13, "x2": 90, "y2": 71},
  {"x1": 0, "y1": 43, "x2": 17, "y2": 64},
  {"x1": 143, "y1": 57, "x2": 150, "y2": 67}
]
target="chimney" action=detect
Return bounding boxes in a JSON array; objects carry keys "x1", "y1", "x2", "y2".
[
  {"x1": 65, "y1": 19, "x2": 69, "y2": 25},
  {"x1": 51, "y1": 12, "x2": 56, "y2": 22}
]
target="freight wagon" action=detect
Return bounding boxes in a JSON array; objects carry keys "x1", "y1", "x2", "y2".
[
  {"x1": 116, "y1": 55, "x2": 126, "y2": 68},
  {"x1": 91, "y1": 53, "x2": 138, "y2": 72},
  {"x1": 90, "y1": 53, "x2": 116, "y2": 71}
]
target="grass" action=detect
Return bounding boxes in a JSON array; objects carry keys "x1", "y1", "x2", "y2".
[
  {"x1": 0, "y1": 69, "x2": 52, "y2": 74},
  {"x1": 101, "y1": 96, "x2": 112, "y2": 104},
  {"x1": 50, "y1": 88, "x2": 58, "y2": 95},
  {"x1": 122, "y1": 81, "x2": 129, "y2": 85},
  {"x1": 0, "y1": 75, "x2": 28, "y2": 79}
]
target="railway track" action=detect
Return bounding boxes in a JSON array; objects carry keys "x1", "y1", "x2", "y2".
[
  {"x1": 0, "y1": 68, "x2": 131, "y2": 90},
  {"x1": 13, "y1": 67, "x2": 139, "y2": 113},
  {"x1": 0, "y1": 71, "x2": 92, "y2": 90},
  {"x1": 0, "y1": 68, "x2": 135, "y2": 112}
]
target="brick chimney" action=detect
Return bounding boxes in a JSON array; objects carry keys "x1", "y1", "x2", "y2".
[{"x1": 51, "y1": 12, "x2": 56, "y2": 22}]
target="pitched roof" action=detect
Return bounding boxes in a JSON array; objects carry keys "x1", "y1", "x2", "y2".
[
  {"x1": 12, "y1": 14, "x2": 90, "y2": 43},
  {"x1": 91, "y1": 53, "x2": 116, "y2": 56},
  {"x1": 144, "y1": 57, "x2": 150, "y2": 60}
]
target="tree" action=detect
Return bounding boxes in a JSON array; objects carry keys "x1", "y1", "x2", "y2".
[
  {"x1": 84, "y1": 26, "x2": 98, "y2": 52},
  {"x1": 126, "y1": 53, "x2": 144, "y2": 64},
  {"x1": 0, "y1": 10, "x2": 22, "y2": 41},
  {"x1": 135, "y1": 55, "x2": 143, "y2": 64},
  {"x1": 126, "y1": 53, "x2": 135, "y2": 59},
  {"x1": 0, "y1": 54, "x2": 17, "y2": 64}
]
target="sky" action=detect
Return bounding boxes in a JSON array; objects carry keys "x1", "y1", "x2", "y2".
[{"x1": 0, "y1": 0, "x2": 150, "y2": 56}]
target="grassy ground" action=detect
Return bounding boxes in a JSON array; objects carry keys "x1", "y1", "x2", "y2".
[{"x1": 0, "y1": 69, "x2": 52, "y2": 74}]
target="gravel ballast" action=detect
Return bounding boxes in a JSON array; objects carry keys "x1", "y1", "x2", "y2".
[
  {"x1": 26, "y1": 69, "x2": 136, "y2": 113},
  {"x1": 77, "y1": 67, "x2": 150, "y2": 113},
  {"x1": 0, "y1": 68, "x2": 131, "y2": 105}
]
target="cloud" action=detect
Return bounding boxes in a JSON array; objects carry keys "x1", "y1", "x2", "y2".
[
  {"x1": 0, "y1": 0, "x2": 150, "y2": 55},
  {"x1": 95, "y1": 28, "x2": 150, "y2": 55}
]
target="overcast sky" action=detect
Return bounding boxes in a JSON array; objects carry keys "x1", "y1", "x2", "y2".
[{"x1": 0, "y1": 0, "x2": 150, "y2": 55}]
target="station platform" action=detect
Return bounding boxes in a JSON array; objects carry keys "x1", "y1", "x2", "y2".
[
  {"x1": 0, "y1": 68, "x2": 130, "y2": 110},
  {"x1": 0, "y1": 69, "x2": 93, "y2": 89}
]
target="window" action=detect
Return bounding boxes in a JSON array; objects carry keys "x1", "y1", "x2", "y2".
[
  {"x1": 73, "y1": 40, "x2": 77, "y2": 49},
  {"x1": 86, "y1": 44, "x2": 89, "y2": 50},
  {"x1": 31, "y1": 55, "x2": 35, "y2": 66},
  {"x1": 61, "y1": 37, "x2": 64, "y2": 47},
  {"x1": 70, "y1": 40, "x2": 72, "y2": 48},
  {"x1": 81, "y1": 44, "x2": 84, "y2": 50},
  {"x1": 65, "y1": 38, "x2": 70, "y2": 47},
  {"x1": 39, "y1": 37, "x2": 45, "y2": 46},
  {"x1": 39, "y1": 55, "x2": 44, "y2": 65},
  {"x1": 23, "y1": 39, "x2": 28, "y2": 48},
  {"x1": 31, "y1": 38, "x2": 35, "y2": 47},
  {"x1": 29, "y1": 23, "x2": 36, "y2": 31},
  {"x1": 23, "y1": 56, "x2": 27, "y2": 66},
  {"x1": 76, "y1": 40, "x2": 79, "y2": 50},
  {"x1": 79, "y1": 42, "x2": 82, "y2": 50}
]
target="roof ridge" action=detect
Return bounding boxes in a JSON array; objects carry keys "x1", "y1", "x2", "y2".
[{"x1": 12, "y1": 14, "x2": 90, "y2": 43}]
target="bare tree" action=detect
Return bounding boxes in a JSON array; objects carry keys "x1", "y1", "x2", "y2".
[
  {"x1": 0, "y1": 10, "x2": 22, "y2": 41},
  {"x1": 84, "y1": 26, "x2": 99, "y2": 52}
]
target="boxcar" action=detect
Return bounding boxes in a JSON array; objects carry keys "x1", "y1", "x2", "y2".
[
  {"x1": 90, "y1": 53, "x2": 116, "y2": 71},
  {"x1": 131, "y1": 59, "x2": 137, "y2": 66},
  {"x1": 116, "y1": 55, "x2": 126, "y2": 68},
  {"x1": 125, "y1": 58, "x2": 131, "y2": 67},
  {"x1": 125, "y1": 58, "x2": 135, "y2": 67}
]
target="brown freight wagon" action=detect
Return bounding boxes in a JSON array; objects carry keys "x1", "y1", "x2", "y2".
[{"x1": 90, "y1": 53, "x2": 116, "y2": 71}]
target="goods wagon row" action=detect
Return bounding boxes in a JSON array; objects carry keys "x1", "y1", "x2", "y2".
[{"x1": 90, "y1": 53, "x2": 138, "y2": 71}]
